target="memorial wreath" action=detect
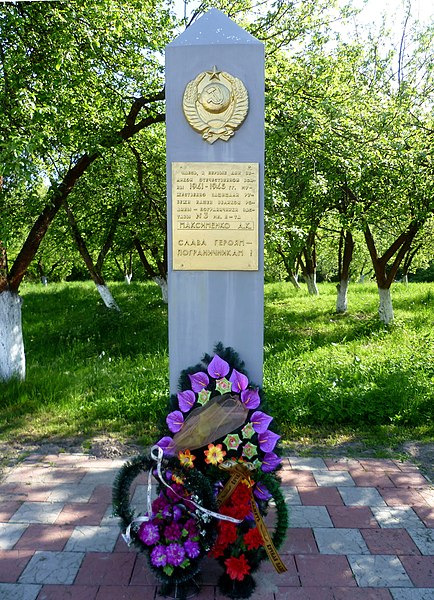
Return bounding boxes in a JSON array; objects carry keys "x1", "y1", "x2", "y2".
[{"x1": 113, "y1": 344, "x2": 288, "y2": 599}]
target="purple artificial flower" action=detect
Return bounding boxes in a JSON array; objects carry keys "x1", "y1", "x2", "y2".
[
  {"x1": 166, "y1": 410, "x2": 184, "y2": 433},
  {"x1": 138, "y1": 522, "x2": 160, "y2": 546},
  {"x1": 240, "y1": 388, "x2": 260, "y2": 409},
  {"x1": 229, "y1": 369, "x2": 249, "y2": 392},
  {"x1": 250, "y1": 411, "x2": 273, "y2": 433},
  {"x1": 166, "y1": 483, "x2": 184, "y2": 502},
  {"x1": 184, "y1": 539, "x2": 201, "y2": 559},
  {"x1": 162, "y1": 505, "x2": 174, "y2": 520},
  {"x1": 151, "y1": 544, "x2": 167, "y2": 567},
  {"x1": 152, "y1": 494, "x2": 169, "y2": 514},
  {"x1": 258, "y1": 430, "x2": 281, "y2": 453},
  {"x1": 261, "y1": 451, "x2": 282, "y2": 473},
  {"x1": 178, "y1": 390, "x2": 196, "y2": 413},
  {"x1": 207, "y1": 354, "x2": 230, "y2": 379},
  {"x1": 164, "y1": 522, "x2": 182, "y2": 541},
  {"x1": 253, "y1": 483, "x2": 272, "y2": 501},
  {"x1": 184, "y1": 518, "x2": 198, "y2": 537},
  {"x1": 188, "y1": 371, "x2": 209, "y2": 392},
  {"x1": 172, "y1": 505, "x2": 183, "y2": 522},
  {"x1": 166, "y1": 543, "x2": 186, "y2": 566},
  {"x1": 156, "y1": 436, "x2": 175, "y2": 456}
]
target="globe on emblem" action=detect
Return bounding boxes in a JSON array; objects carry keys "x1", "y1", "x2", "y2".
[{"x1": 199, "y1": 82, "x2": 232, "y2": 114}]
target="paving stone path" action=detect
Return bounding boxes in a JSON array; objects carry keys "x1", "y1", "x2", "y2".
[{"x1": 0, "y1": 453, "x2": 433, "y2": 600}]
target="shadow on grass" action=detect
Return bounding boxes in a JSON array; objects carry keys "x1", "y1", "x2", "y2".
[{"x1": 0, "y1": 281, "x2": 169, "y2": 442}]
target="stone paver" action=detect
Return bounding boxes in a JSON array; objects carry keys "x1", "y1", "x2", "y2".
[
  {"x1": 372, "y1": 508, "x2": 425, "y2": 529},
  {"x1": 288, "y1": 506, "x2": 333, "y2": 528},
  {"x1": 390, "y1": 590, "x2": 434, "y2": 600},
  {"x1": 314, "y1": 470, "x2": 356, "y2": 487},
  {"x1": 313, "y1": 527, "x2": 370, "y2": 554},
  {"x1": 361, "y1": 528, "x2": 421, "y2": 556},
  {"x1": 0, "y1": 583, "x2": 41, "y2": 600},
  {"x1": 282, "y1": 486, "x2": 302, "y2": 505},
  {"x1": 19, "y1": 551, "x2": 84, "y2": 585},
  {"x1": 349, "y1": 555, "x2": 413, "y2": 587},
  {"x1": 339, "y1": 487, "x2": 387, "y2": 507},
  {"x1": 10, "y1": 502, "x2": 65, "y2": 525},
  {"x1": 407, "y1": 528, "x2": 434, "y2": 555},
  {"x1": 64, "y1": 526, "x2": 119, "y2": 552},
  {"x1": 0, "y1": 523, "x2": 27, "y2": 549},
  {"x1": 0, "y1": 452, "x2": 433, "y2": 599},
  {"x1": 289, "y1": 457, "x2": 328, "y2": 471}
]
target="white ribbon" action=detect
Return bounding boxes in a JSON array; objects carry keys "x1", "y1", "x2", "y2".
[{"x1": 122, "y1": 444, "x2": 242, "y2": 546}]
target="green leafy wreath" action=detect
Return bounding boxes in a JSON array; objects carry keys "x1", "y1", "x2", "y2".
[{"x1": 112, "y1": 453, "x2": 218, "y2": 587}]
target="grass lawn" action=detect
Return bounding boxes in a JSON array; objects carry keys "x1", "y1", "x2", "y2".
[{"x1": 1, "y1": 279, "x2": 433, "y2": 460}]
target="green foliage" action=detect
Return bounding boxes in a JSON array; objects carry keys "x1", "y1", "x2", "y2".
[
  {"x1": 264, "y1": 282, "x2": 434, "y2": 431},
  {"x1": 1, "y1": 281, "x2": 433, "y2": 448},
  {"x1": 0, "y1": 281, "x2": 168, "y2": 444}
]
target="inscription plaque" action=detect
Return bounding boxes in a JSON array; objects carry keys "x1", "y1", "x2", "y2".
[{"x1": 172, "y1": 162, "x2": 259, "y2": 270}]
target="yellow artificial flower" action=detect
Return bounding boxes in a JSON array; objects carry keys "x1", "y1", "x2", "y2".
[
  {"x1": 204, "y1": 443, "x2": 226, "y2": 465},
  {"x1": 172, "y1": 473, "x2": 185, "y2": 484},
  {"x1": 178, "y1": 449, "x2": 196, "y2": 469}
]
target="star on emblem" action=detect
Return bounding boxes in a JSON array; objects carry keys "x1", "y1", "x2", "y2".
[{"x1": 206, "y1": 65, "x2": 221, "y2": 80}]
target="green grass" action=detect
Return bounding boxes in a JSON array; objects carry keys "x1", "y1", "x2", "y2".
[{"x1": 1, "y1": 280, "x2": 433, "y2": 452}]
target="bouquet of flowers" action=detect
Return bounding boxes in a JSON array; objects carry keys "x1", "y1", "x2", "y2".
[
  {"x1": 155, "y1": 344, "x2": 288, "y2": 598},
  {"x1": 112, "y1": 454, "x2": 218, "y2": 599}
]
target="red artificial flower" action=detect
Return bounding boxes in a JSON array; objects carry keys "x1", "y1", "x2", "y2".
[
  {"x1": 222, "y1": 483, "x2": 252, "y2": 520},
  {"x1": 224, "y1": 554, "x2": 251, "y2": 581},
  {"x1": 243, "y1": 527, "x2": 263, "y2": 550},
  {"x1": 209, "y1": 520, "x2": 238, "y2": 558},
  {"x1": 218, "y1": 521, "x2": 238, "y2": 545}
]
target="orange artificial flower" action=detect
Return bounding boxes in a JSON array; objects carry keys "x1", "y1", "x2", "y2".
[
  {"x1": 204, "y1": 443, "x2": 226, "y2": 465},
  {"x1": 178, "y1": 449, "x2": 196, "y2": 469}
]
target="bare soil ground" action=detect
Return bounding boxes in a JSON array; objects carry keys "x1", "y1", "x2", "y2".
[{"x1": 1, "y1": 435, "x2": 433, "y2": 483}]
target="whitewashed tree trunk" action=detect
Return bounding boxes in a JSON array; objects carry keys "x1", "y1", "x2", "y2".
[
  {"x1": 289, "y1": 274, "x2": 301, "y2": 290},
  {"x1": 305, "y1": 273, "x2": 319, "y2": 296},
  {"x1": 41, "y1": 276, "x2": 48, "y2": 286},
  {"x1": 401, "y1": 274, "x2": 408, "y2": 286},
  {"x1": 0, "y1": 291, "x2": 26, "y2": 381},
  {"x1": 336, "y1": 279, "x2": 349, "y2": 313},
  {"x1": 378, "y1": 287, "x2": 394, "y2": 324},
  {"x1": 125, "y1": 273, "x2": 133, "y2": 285},
  {"x1": 96, "y1": 284, "x2": 120, "y2": 311},
  {"x1": 153, "y1": 276, "x2": 168, "y2": 303}
]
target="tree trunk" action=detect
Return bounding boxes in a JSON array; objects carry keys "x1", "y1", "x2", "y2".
[
  {"x1": 364, "y1": 222, "x2": 418, "y2": 324},
  {"x1": 64, "y1": 200, "x2": 120, "y2": 311},
  {"x1": 288, "y1": 272, "x2": 301, "y2": 290},
  {"x1": 336, "y1": 279, "x2": 349, "y2": 313},
  {"x1": 378, "y1": 287, "x2": 394, "y2": 324},
  {"x1": 125, "y1": 273, "x2": 133, "y2": 285},
  {"x1": 153, "y1": 276, "x2": 168, "y2": 303},
  {"x1": 336, "y1": 229, "x2": 354, "y2": 313},
  {"x1": 299, "y1": 231, "x2": 318, "y2": 296},
  {"x1": 96, "y1": 284, "x2": 120, "y2": 311},
  {"x1": 401, "y1": 274, "x2": 409, "y2": 286},
  {"x1": 305, "y1": 273, "x2": 319, "y2": 296},
  {"x1": 0, "y1": 291, "x2": 25, "y2": 381},
  {"x1": 0, "y1": 95, "x2": 164, "y2": 380}
]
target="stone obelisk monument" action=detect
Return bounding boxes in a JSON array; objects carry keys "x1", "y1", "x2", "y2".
[{"x1": 166, "y1": 9, "x2": 264, "y2": 392}]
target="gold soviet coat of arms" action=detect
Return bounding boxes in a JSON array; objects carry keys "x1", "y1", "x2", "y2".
[{"x1": 182, "y1": 66, "x2": 249, "y2": 144}]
